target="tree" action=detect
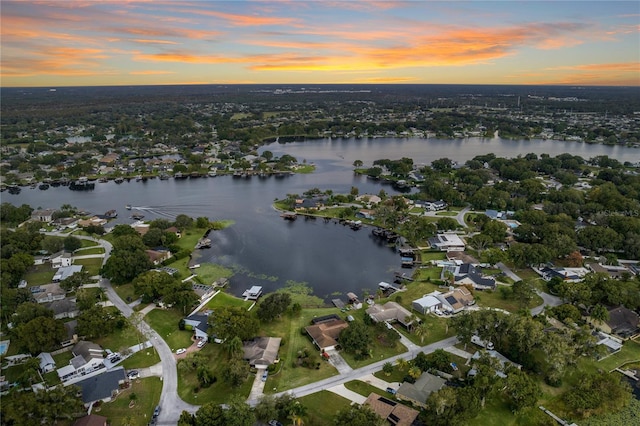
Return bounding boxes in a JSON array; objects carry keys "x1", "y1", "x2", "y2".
[
  {"x1": 76, "y1": 306, "x2": 125, "y2": 338},
  {"x1": 511, "y1": 280, "x2": 536, "y2": 309},
  {"x1": 563, "y1": 371, "x2": 631, "y2": 418},
  {"x1": 225, "y1": 336, "x2": 244, "y2": 359},
  {"x1": 209, "y1": 306, "x2": 259, "y2": 342},
  {"x1": 41, "y1": 235, "x2": 63, "y2": 254},
  {"x1": 333, "y1": 404, "x2": 386, "y2": 426},
  {"x1": 174, "y1": 214, "x2": 194, "y2": 230},
  {"x1": 382, "y1": 361, "x2": 394, "y2": 376},
  {"x1": 60, "y1": 270, "x2": 90, "y2": 291},
  {"x1": 408, "y1": 365, "x2": 422, "y2": 380},
  {"x1": 413, "y1": 322, "x2": 430, "y2": 344},
  {"x1": 102, "y1": 248, "x2": 152, "y2": 285},
  {"x1": 1, "y1": 384, "x2": 84, "y2": 424},
  {"x1": 396, "y1": 358, "x2": 409, "y2": 371},
  {"x1": 503, "y1": 367, "x2": 541, "y2": 412},
  {"x1": 590, "y1": 304, "x2": 609, "y2": 324},
  {"x1": 14, "y1": 316, "x2": 66, "y2": 354},
  {"x1": 254, "y1": 394, "x2": 279, "y2": 422},
  {"x1": 353, "y1": 159, "x2": 363, "y2": 168},
  {"x1": 437, "y1": 217, "x2": 458, "y2": 231},
  {"x1": 338, "y1": 321, "x2": 371, "y2": 359},
  {"x1": 222, "y1": 357, "x2": 250, "y2": 387},
  {"x1": 256, "y1": 292, "x2": 292, "y2": 322},
  {"x1": 63, "y1": 235, "x2": 82, "y2": 252}
]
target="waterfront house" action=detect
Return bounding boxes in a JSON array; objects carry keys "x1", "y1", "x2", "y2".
[
  {"x1": 428, "y1": 233, "x2": 465, "y2": 251},
  {"x1": 305, "y1": 316, "x2": 349, "y2": 351},
  {"x1": 242, "y1": 337, "x2": 282, "y2": 367},
  {"x1": 184, "y1": 313, "x2": 210, "y2": 340},
  {"x1": 412, "y1": 292, "x2": 444, "y2": 314},
  {"x1": 441, "y1": 263, "x2": 497, "y2": 290},
  {"x1": 366, "y1": 301, "x2": 416, "y2": 329},
  {"x1": 77, "y1": 216, "x2": 108, "y2": 228},
  {"x1": 602, "y1": 306, "x2": 640, "y2": 339},
  {"x1": 436, "y1": 287, "x2": 475, "y2": 314},
  {"x1": 31, "y1": 208, "x2": 57, "y2": 223},
  {"x1": 145, "y1": 249, "x2": 172, "y2": 265}
]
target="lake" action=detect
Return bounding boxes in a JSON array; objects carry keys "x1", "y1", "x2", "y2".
[{"x1": 7, "y1": 137, "x2": 640, "y2": 301}]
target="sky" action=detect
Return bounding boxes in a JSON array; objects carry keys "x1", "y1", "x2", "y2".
[{"x1": 1, "y1": 1, "x2": 639, "y2": 87}]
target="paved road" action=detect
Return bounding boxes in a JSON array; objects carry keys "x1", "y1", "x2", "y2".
[
  {"x1": 270, "y1": 336, "x2": 458, "y2": 402},
  {"x1": 455, "y1": 206, "x2": 471, "y2": 228},
  {"x1": 43, "y1": 230, "x2": 198, "y2": 424}
]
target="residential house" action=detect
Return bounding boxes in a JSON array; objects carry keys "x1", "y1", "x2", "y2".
[
  {"x1": 98, "y1": 153, "x2": 119, "y2": 166},
  {"x1": 603, "y1": 306, "x2": 640, "y2": 339},
  {"x1": 436, "y1": 287, "x2": 475, "y2": 314},
  {"x1": 50, "y1": 251, "x2": 73, "y2": 268},
  {"x1": 37, "y1": 352, "x2": 56, "y2": 373},
  {"x1": 165, "y1": 226, "x2": 181, "y2": 238},
  {"x1": 145, "y1": 249, "x2": 172, "y2": 265},
  {"x1": 364, "y1": 393, "x2": 419, "y2": 426},
  {"x1": 31, "y1": 209, "x2": 57, "y2": 223},
  {"x1": 75, "y1": 367, "x2": 126, "y2": 406},
  {"x1": 32, "y1": 283, "x2": 66, "y2": 304},
  {"x1": 396, "y1": 372, "x2": 446, "y2": 408},
  {"x1": 52, "y1": 217, "x2": 79, "y2": 229},
  {"x1": 366, "y1": 301, "x2": 416, "y2": 328},
  {"x1": 46, "y1": 298, "x2": 79, "y2": 319},
  {"x1": 53, "y1": 265, "x2": 83, "y2": 282},
  {"x1": 356, "y1": 209, "x2": 376, "y2": 220},
  {"x1": 57, "y1": 341, "x2": 105, "y2": 382},
  {"x1": 536, "y1": 266, "x2": 589, "y2": 282},
  {"x1": 305, "y1": 316, "x2": 349, "y2": 351},
  {"x1": 412, "y1": 292, "x2": 444, "y2": 314},
  {"x1": 587, "y1": 263, "x2": 634, "y2": 279},
  {"x1": 423, "y1": 200, "x2": 447, "y2": 211},
  {"x1": 77, "y1": 217, "x2": 108, "y2": 228},
  {"x1": 242, "y1": 337, "x2": 282, "y2": 367},
  {"x1": 132, "y1": 223, "x2": 150, "y2": 235},
  {"x1": 184, "y1": 313, "x2": 210, "y2": 340},
  {"x1": 294, "y1": 198, "x2": 323, "y2": 210},
  {"x1": 428, "y1": 233, "x2": 465, "y2": 251},
  {"x1": 356, "y1": 194, "x2": 382, "y2": 205},
  {"x1": 442, "y1": 263, "x2": 497, "y2": 290}
]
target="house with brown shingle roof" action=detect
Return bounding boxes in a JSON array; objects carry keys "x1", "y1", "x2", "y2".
[
  {"x1": 364, "y1": 393, "x2": 419, "y2": 426},
  {"x1": 243, "y1": 337, "x2": 282, "y2": 367},
  {"x1": 366, "y1": 301, "x2": 416, "y2": 328},
  {"x1": 305, "y1": 317, "x2": 348, "y2": 351}
]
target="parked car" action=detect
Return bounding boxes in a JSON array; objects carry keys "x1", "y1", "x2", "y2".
[
  {"x1": 386, "y1": 387, "x2": 397, "y2": 395},
  {"x1": 127, "y1": 370, "x2": 139, "y2": 379},
  {"x1": 176, "y1": 348, "x2": 186, "y2": 355},
  {"x1": 153, "y1": 406, "x2": 160, "y2": 418},
  {"x1": 197, "y1": 340, "x2": 206, "y2": 348},
  {"x1": 268, "y1": 421, "x2": 283, "y2": 426},
  {"x1": 261, "y1": 371, "x2": 268, "y2": 382}
]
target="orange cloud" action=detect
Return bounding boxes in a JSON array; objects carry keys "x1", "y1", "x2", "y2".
[
  {"x1": 129, "y1": 70, "x2": 176, "y2": 75},
  {"x1": 546, "y1": 62, "x2": 640, "y2": 72},
  {"x1": 364, "y1": 76, "x2": 417, "y2": 83},
  {"x1": 131, "y1": 39, "x2": 180, "y2": 45},
  {"x1": 177, "y1": 8, "x2": 301, "y2": 27},
  {"x1": 133, "y1": 51, "x2": 244, "y2": 64}
]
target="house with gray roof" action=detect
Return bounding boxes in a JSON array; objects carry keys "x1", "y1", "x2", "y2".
[
  {"x1": 366, "y1": 301, "x2": 416, "y2": 328},
  {"x1": 37, "y1": 352, "x2": 56, "y2": 373},
  {"x1": 75, "y1": 367, "x2": 126, "y2": 406},
  {"x1": 57, "y1": 341, "x2": 105, "y2": 383},
  {"x1": 443, "y1": 263, "x2": 497, "y2": 290},
  {"x1": 46, "y1": 298, "x2": 79, "y2": 319},
  {"x1": 53, "y1": 265, "x2": 83, "y2": 282},
  {"x1": 184, "y1": 313, "x2": 210, "y2": 340},
  {"x1": 243, "y1": 337, "x2": 282, "y2": 367},
  {"x1": 396, "y1": 372, "x2": 446, "y2": 408}
]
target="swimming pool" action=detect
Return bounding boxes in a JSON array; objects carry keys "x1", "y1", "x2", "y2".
[{"x1": 0, "y1": 341, "x2": 9, "y2": 356}]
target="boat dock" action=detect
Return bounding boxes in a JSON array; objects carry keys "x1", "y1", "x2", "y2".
[
  {"x1": 379, "y1": 281, "x2": 403, "y2": 294},
  {"x1": 394, "y1": 271, "x2": 414, "y2": 282},
  {"x1": 242, "y1": 285, "x2": 263, "y2": 301},
  {"x1": 281, "y1": 212, "x2": 297, "y2": 221},
  {"x1": 332, "y1": 299, "x2": 345, "y2": 309},
  {"x1": 195, "y1": 238, "x2": 211, "y2": 249}
]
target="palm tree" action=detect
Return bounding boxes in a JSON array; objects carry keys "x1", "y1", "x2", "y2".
[
  {"x1": 408, "y1": 366, "x2": 422, "y2": 380},
  {"x1": 414, "y1": 322, "x2": 430, "y2": 344},
  {"x1": 396, "y1": 358, "x2": 409, "y2": 371},
  {"x1": 288, "y1": 401, "x2": 307, "y2": 426}
]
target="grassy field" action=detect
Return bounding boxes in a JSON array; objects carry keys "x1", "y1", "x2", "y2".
[
  {"x1": 24, "y1": 264, "x2": 56, "y2": 285},
  {"x1": 79, "y1": 239, "x2": 100, "y2": 248},
  {"x1": 121, "y1": 347, "x2": 161, "y2": 369},
  {"x1": 204, "y1": 291, "x2": 253, "y2": 310},
  {"x1": 144, "y1": 309, "x2": 194, "y2": 351},
  {"x1": 435, "y1": 211, "x2": 458, "y2": 216},
  {"x1": 297, "y1": 391, "x2": 351, "y2": 426},
  {"x1": 73, "y1": 246, "x2": 104, "y2": 255},
  {"x1": 374, "y1": 364, "x2": 408, "y2": 383},
  {"x1": 597, "y1": 339, "x2": 640, "y2": 371},
  {"x1": 113, "y1": 283, "x2": 138, "y2": 303},
  {"x1": 93, "y1": 377, "x2": 163, "y2": 426},
  {"x1": 73, "y1": 257, "x2": 102, "y2": 275},
  {"x1": 95, "y1": 321, "x2": 145, "y2": 353},
  {"x1": 344, "y1": 380, "x2": 387, "y2": 398},
  {"x1": 419, "y1": 251, "x2": 448, "y2": 261},
  {"x1": 176, "y1": 343, "x2": 254, "y2": 404}
]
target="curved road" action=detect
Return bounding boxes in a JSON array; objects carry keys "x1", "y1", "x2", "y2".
[{"x1": 47, "y1": 231, "x2": 198, "y2": 424}]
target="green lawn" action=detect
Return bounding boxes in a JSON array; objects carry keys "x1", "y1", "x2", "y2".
[
  {"x1": 73, "y1": 257, "x2": 102, "y2": 275},
  {"x1": 24, "y1": 264, "x2": 56, "y2": 285},
  {"x1": 73, "y1": 246, "x2": 104, "y2": 255},
  {"x1": 395, "y1": 316, "x2": 455, "y2": 346},
  {"x1": 95, "y1": 321, "x2": 145, "y2": 353},
  {"x1": 177, "y1": 343, "x2": 253, "y2": 404},
  {"x1": 298, "y1": 391, "x2": 351, "y2": 426},
  {"x1": 473, "y1": 288, "x2": 543, "y2": 313},
  {"x1": 113, "y1": 283, "x2": 138, "y2": 304},
  {"x1": 419, "y1": 251, "x2": 448, "y2": 261},
  {"x1": 79, "y1": 239, "x2": 100, "y2": 248},
  {"x1": 144, "y1": 309, "x2": 194, "y2": 351},
  {"x1": 435, "y1": 211, "x2": 458, "y2": 216},
  {"x1": 121, "y1": 348, "x2": 161, "y2": 369},
  {"x1": 597, "y1": 339, "x2": 640, "y2": 371},
  {"x1": 344, "y1": 380, "x2": 387, "y2": 398},
  {"x1": 374, "y1": 365, "x2": 409, "y2": 383},
  {"x1": 204, "y1": 291, "x2": 253, "y2": 310},
  {"x1": 261, "y1": 308, "x2": 342, "y2": 393},
  {"x1": 94, "y1": 377, "x2": 163, "y2": 426}
]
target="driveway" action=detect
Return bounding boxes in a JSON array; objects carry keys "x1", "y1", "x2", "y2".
[
  {"x1": 359, "y1": 373, "x2": 399, "y2": 391},
  {"x1": 327, "y1": 384, "x2": 367, "y2": 404},
  {"x1": 247, "y1": 368, "x2": 268, "y2": 405},
  {"x1": 325, "y1": 349, "x2": 352, "y2": 374}
]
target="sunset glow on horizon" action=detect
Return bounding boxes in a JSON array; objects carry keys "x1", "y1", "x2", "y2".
[{"x1": 1, "y1": 1, "x2": 639, "y2": 87}]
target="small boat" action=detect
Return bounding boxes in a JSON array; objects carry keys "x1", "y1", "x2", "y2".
[
  {"x1": 131, "y1": 213, "x2": 145, "y2": 220},
  {"x1": 114, "y1": 177, "x2": 124, "y2": 184},
  {"x1": 126, "y1": 204, "x2": 132, "y2": 210},
  {"x1": 38, "y1": 183, "x2": 50, "y2": 190},
  {"x1": 135, "y1": 175, "x2": 142, "y2": 181}
]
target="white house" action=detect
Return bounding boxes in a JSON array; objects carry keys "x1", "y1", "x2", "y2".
[
  {"x1": 52, "y1": 265, "x2": 83, "y2": 282},
  {"x1": 50, "y1": 251, "x2": 73, "y2": 268},
  {"x1": 412, "y1": 292, "x2": 444, "y2": 314},
  {"x1": 32, "y1": 283, "x2": 66, "y2": 304},
  {"x1": 428, "y1": 233, "x2": 465, "y2": 251},
  {"x1": 37, "y1": 352, "x2": 56, "y2": 373},
  {"x1": 57, "y1": 341, "x2": 105, "y2": 383}
]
